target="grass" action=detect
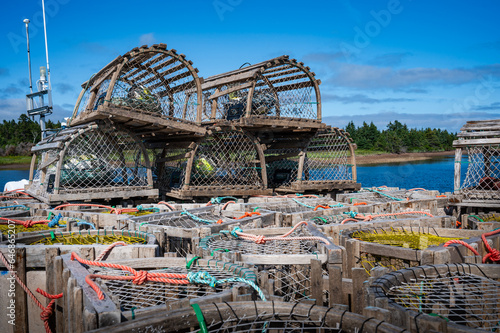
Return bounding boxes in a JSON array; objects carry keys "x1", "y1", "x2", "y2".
[
  {"x1": 0, "y1": 155, "x2": 32, "y2": 165},
  {"x1": 355, "y1": 149, "x2": 387, "y2": 156}
]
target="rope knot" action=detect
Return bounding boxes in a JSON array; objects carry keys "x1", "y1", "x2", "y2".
[
  {"x1": 48, "y1": 213, "x2": 62, "y2": 228},
  {"x1": 364, "y1": 215, "x2": 374, "y2": 221},
  {"x1": 39, "y1": 302, "x2": 54, "y2": 322},
  {"x1": 488, "y1": 248, "x2": 500, "y2": 262},
  {"x1": 231, "y1": 227, "x2": 243, "y2": 238},
  {"x1": 133, "y1": 270, "x2": 149, "y2": 285},
  {"x1": 255, "y1": 235, "x2": 266, "y2": 244},
  {"x1": 187, "y1": 271, "x2": 218, "y2": 288}
]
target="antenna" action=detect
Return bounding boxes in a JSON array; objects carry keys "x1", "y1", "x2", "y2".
[{"x1": 25, "y1": 0, "x2": 53, "y2": 140}]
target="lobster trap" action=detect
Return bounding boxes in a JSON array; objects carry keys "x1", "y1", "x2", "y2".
[
  {"x1": 198, "y1": 222, "x2": 343, "y2": 305},
  {"x1": 70, "y1": 44, "x2": 205, "y2": 140},
  {"x1": 339, "y1": 226, "x2": 485, "y2": 277},
  {"x1": 88, "y1": 301, "x2": 407, "y2": 333},
  {"x1": 128, "y1": 206, "x2": 276, "y2": 256},
  {"x1": 25, "y1": 122, "x2": 157, "y2": 204},
  {"x1": 200, "y1": 55, "x2": 322, "y2": 126},
  {"x1": 166, "y1": 128, "x2": 272, "y2": 199},
  {"x1": 367, "y1": 263, "x2": 500, "y2": 332},
  {"x1": 59, "y1": 255, "x2": 259, "y2": 331}
]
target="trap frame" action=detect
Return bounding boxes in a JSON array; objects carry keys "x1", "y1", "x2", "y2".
[
  {"x1": 87, "y1": 301, "x2": 407, "y2": 333},
  {"x1": 70, "y1": 44, "x2": 205, "y2": 140},
  {"x1": 452, "y1": 120, "x2": 500, "y2": 210},
  {"x1": 59, "y1": 255, "x2": 259, "y2": 331},
  {"x1": 26, "y1": 121, "x2": 158, "y2": 204},
  {"x1": 367, "y1": 263, "x2": 500, "y2": 332}
]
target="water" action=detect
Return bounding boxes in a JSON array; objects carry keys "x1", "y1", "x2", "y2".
[
  {"x1": 357, "y1": 155, "x2": 459, "y2": 194},
  {"x1": 0, "y1": 155, "x2": 460, "y2": 194},
  {"x1": 0, "y1": 168, "x2": 30, "y2": 191}
]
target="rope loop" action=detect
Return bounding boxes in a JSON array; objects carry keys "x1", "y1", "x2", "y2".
[
  {"x1": 231, "y1": 227, "x2": 243, "y2": 238},
  {"x1": 133, "y1": 270, "x2": 149, "y2": 285}
]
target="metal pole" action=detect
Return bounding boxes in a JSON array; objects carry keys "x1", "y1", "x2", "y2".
[
  {"x1": 23, "y1": 19, "x2": 33, "y2": 94},
  {"x1": 41, "y1": 0, "x2": 52, "y2": 105}
]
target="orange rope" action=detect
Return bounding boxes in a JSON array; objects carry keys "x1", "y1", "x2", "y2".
[
  {"x1": 408, "y1": 188, "x2": 426, "y2": 191},
  {"x1": 235, "y1": 212, "x2": 261, "y2": 220},
  {"x1": 233, "y1": 221, "x2": 331, "y2": 245},
  {"x1": 95, "y1": 241, "x2": 127, "y2": 261},
  {"x1": 313, "y1": 205, "x2": 330, "y2": 211},
  {"x1": 436, "y1": 195, "x2": 447, "y2": 198},
  {"x1": 158, "y1": 201, "x2": 176, "y2": 211},
  {"x1": 353, "y1": 202, "x2": 367, "y2": 206},
  {"x1": 443, "y1": 240, "x2": 480, "y2": 256},
  {"x1": 0, "y1": 217, "x2": 49, "y2": 228},
  {"x1": 71, "y1": 252, "x2": 189, "y2": 300},
  {"x1": 222, "y1": 201, "x2": 236, "y2": 210},
  {"x1": 341, "y1": 211, "x2": 434, "y2": 224},
  {"x1": 482, "y1": 228, "x2": 500, "y2": 263},
  {"x1": 0, "y1": 251, "x2": 62, "y2": 333}
]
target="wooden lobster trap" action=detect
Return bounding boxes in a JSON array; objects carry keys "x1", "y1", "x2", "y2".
[
  {"x1": 127, "y1": 205, "x2": 276, "y2": 256},
  {"x1": 58, "y1": 255, "x2": 260, "y2": 331},
  {"x1": 367, "y1": 263, "x2": 500, "y2": 332},
  {"x1": 451, "y1": 119, "x2": 500, "y2": 213},
  {"x1": 198, "y1": 222, "x2": 344, "y2": 306},
  {"x1": 87, "y1": 301, "x2": 407, "y2": 333},
  {"x1": 25, "y1": 121, "x2": 158, "y2": 204},
  {"x1": 70, "y1": 44, "x2": 205, "y2": 140}
]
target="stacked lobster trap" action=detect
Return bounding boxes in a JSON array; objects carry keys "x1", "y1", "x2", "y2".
[{"x1": 450, "y1": 119, "x2": 500, "y2": 214}]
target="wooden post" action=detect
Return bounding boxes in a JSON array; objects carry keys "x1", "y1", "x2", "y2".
[
  {"x1": 54, "y1": 257, "x2": 65, "y2": 333},
  {"x1": 210, "y1": 88, "x2": 219, "y2": 121},
  {"x1": 245, "y1": 81, "x2": 257, "y2": 118},
  {"x1": 310, "y1": 259, "x2": 323, "y2": 305},
  {"x1": 351, "y1": 267, "x2": 368, "y2": 314},
  {"x1": 45, "y1": 248, "x2": 60, "y2": 332},
  {"x1": 14, "y1": 248, "x2": 28, "y2": 333},
  {"x1": 328, "y1": 264, "x2": 343, "y2": 306},
  {"x1": 454, "y1": 148, "x2": 462, "y2": 192}
]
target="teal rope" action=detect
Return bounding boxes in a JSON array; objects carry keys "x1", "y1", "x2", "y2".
[
  {"x1": 181, "y1": 209, "x2": 218, "y2": 224},
  {"x1": 231, "y1": 227, "x2": 243, "y2": 238},
  {"x1": 364, "y1": 188, "x2": 403, "y2": 201},
  {"x1": 0, "y1": 205, "x2": 29, "y2": 210},
  {"x1": 136, "y1": 205, "x2": 160, "y2": 213},
  {"x1": 210, "y1": 196, "x2": 238, "y2": 204},
  {"x1": 291, "y1": 198, "x2": 315, "y2": 209},
  {"x1": 187, "y1": 271, "x2": 266, "y2": 301}
]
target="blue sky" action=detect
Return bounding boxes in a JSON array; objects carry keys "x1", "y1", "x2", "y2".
[{"x1": 1, "y1": 0, "x2": 499, "y2": 132}]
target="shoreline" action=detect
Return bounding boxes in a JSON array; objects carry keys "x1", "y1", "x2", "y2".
[
  {"x1": 0, "y1": 151, "x2": 455, "y2": 170},
  {"x1": 356, "y1": 151, "x2": 454, "y2": 165}
]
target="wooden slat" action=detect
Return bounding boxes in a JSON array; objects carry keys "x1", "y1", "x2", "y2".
[
  {"x1": 453, "y1": 138, "x2": 500, "y2": 147},
  {"x1": 457, "y1": 130, "x2": 500, "y2": 138},
  {"x1": 208, "y1": 82, "x2": 254, "y2": 100},
  {"x1": 263, "y1": 67, "x2": 301, "y2": 79},
  {"x1": 202, "y1": 69, "x2": 261, "y2": 91}
]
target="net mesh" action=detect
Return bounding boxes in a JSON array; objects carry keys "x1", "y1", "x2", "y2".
[
  {"x1": 57, "y1": 124, "x2": 149, "y2": 191},
  {"x1": 152, "y1": 147, "x2": 190, "y2": 194},
  {"x1": 266, "y1": 145, "x2": 301, "y2": 188},
  {"x1": 459, "y1": 145, "x2": 500, "y2": 201},
  {"x1": 387, "y1": 272, "x2": 500, "y2": 331},
  {"x1": 90, "y1": 262, "x2": 251, "y2": 311},
  {"x1": 187, "y1": 131, "x2": 263, "y2": 188},
  {"x1": 28, "y1": 230, "x2": 148, "y2": 245},
  {"x1": 250, "y1": 198, "x2": 340, "y2": 213}
]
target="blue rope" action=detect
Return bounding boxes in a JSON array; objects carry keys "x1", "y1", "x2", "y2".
[
  {"x1": 48, "y1": 213, "x2": 63, "y2": 228},
  {"x1": 187, "y1": 271, "x2": 266, "y2": 301},
  {"x1": 137, "y1": 205, "x2": 160, "y2": 213},
  {"x1": 181, "y1": 209, "x2": 217, "y2": 224},
  {"x1": 75, "y1": 221, "x2": 96, "y2": 230},
  {"x1": 291, "y1": 198, "x2": 315, "y2": 209},
  {"x1": 231, "y1": 227, "x2": 243, "y2": 238},
  {"x1": 343, "y1": 211, "x2": 359, "y2": 219},
  {"x1": 364, "y1": 188, "x2": 403, "y2": 201},
  {"x1": 0, "y1": 205, "x2": 29, "y2": 210},
  {"x1": 210, "y1": 196, "x2": 238, "y2": 204}
]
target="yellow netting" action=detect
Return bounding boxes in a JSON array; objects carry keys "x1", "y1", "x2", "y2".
[
  {"x1": 0, "y1": 224, "x2": 57, "y2": 235},
  {"x1": 352, "y1": 229, "x2": 463, "y2": 250},
  {"x1": 359, "y1": 252, "x2": 411, "y2": 275},
  {"x1": 29, "y1": 230, "x2": 149, "y2": 245}
]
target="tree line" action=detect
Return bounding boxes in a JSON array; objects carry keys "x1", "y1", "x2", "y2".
[
  {"x1": 0, "y1": 114, "x2": 61, "y2": 156},
  {"x1": 345, "y1": 120, "x2": 456, "y2": 153}
]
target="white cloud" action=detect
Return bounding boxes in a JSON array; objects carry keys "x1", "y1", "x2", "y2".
[{"x1": 139, "y1": 33, "x2": 156, "y2": 46}]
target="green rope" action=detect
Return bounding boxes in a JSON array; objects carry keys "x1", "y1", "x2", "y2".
[
  {"x1": 253, "y1": 207, "x2": 260, "y2": 212},
  {"x1": 210, "y1": 248, "x2": 230, "y2": 256},
  {"x1": 311, "y1": 216, "x2": 328, "y2": 224},
  {"x1": 210, "y1": 196, "x2": 238, "y2": 204},
  {"x1": 468, "y1": 214, "x2": 484, "y2": 222},
  {"x1": 186, "y1": 256, "x2": 200, "y2": 269},
  {"x1": 130, "y1": 306, "x2": 137, "y2": 320},
  {"x1": 191, "y1": 303, "x2": 208, "y2": 333}
]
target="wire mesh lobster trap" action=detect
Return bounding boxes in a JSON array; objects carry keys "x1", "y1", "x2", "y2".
[
  {"x1": 88, "y1": 301, "x2": 408, "y2": 333},
  {"x1": 200, "y1": 55, "x2": 323, "y2": 127},
  {"x1": 452, "y1": 120, "x2": 500, "y2": 210},
  {"x1": 199, "y1": 222, "x2": 342, "y2": 305},
  {"x1": 167, "y1": 128, "x2": 272, "y2": 199},
  {"x1": 25, "y1": 121, "x2": 157, "y2": 204},
  {"x1": 127, "y1": 206, "x2": 276, "y2": 256},
  {"x1": 367, "y1": 263, "x2": 500, "y2": 332},
  {"x1": 70, "y1": 44, "x2": 205, "y2": 140},
  {"x1": 339, "y1": 226, "x2": 485, "y2": 277},
  {"x1": 60, "y1": 255, "x2": 259, "y2": 331}
]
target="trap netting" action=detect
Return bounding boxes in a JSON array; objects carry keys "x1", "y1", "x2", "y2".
[
  {"x1": 89, "y1": 301, "x2": 405, "y2": 333},
  {"x1": 200, "y1": 223, "x2": 327, "y2": 256},
  {"x1": 73, "y1": 44, "x2": 202, "y2": 123},
  {"x1": 185, "y1": 130, "x2": 265, "y2": 189},
  {"x1": 265, "y1": 140, "x2": 301, "y2": 188},
  {"x1": 457, "y1": 145, "x2": 500, "y2": 202},
  {"x1": 152, "y1": 146, "x2": 190, "y2": 194},
  {"x1": 348, "y1": 188, "x2": 408, "y2": 203},
  {"x1": 81, "y1": 259, "x2": 258, "y2": 311},
  {"x1": 248, "y1": 198, "x2": 344, "y2": 214},
  {"x1": 301, "y1": 128, "x2": 355, "y2": 183},
  {"x1": 369, "y1": 264, "x2": 500, "y2": 331}
]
